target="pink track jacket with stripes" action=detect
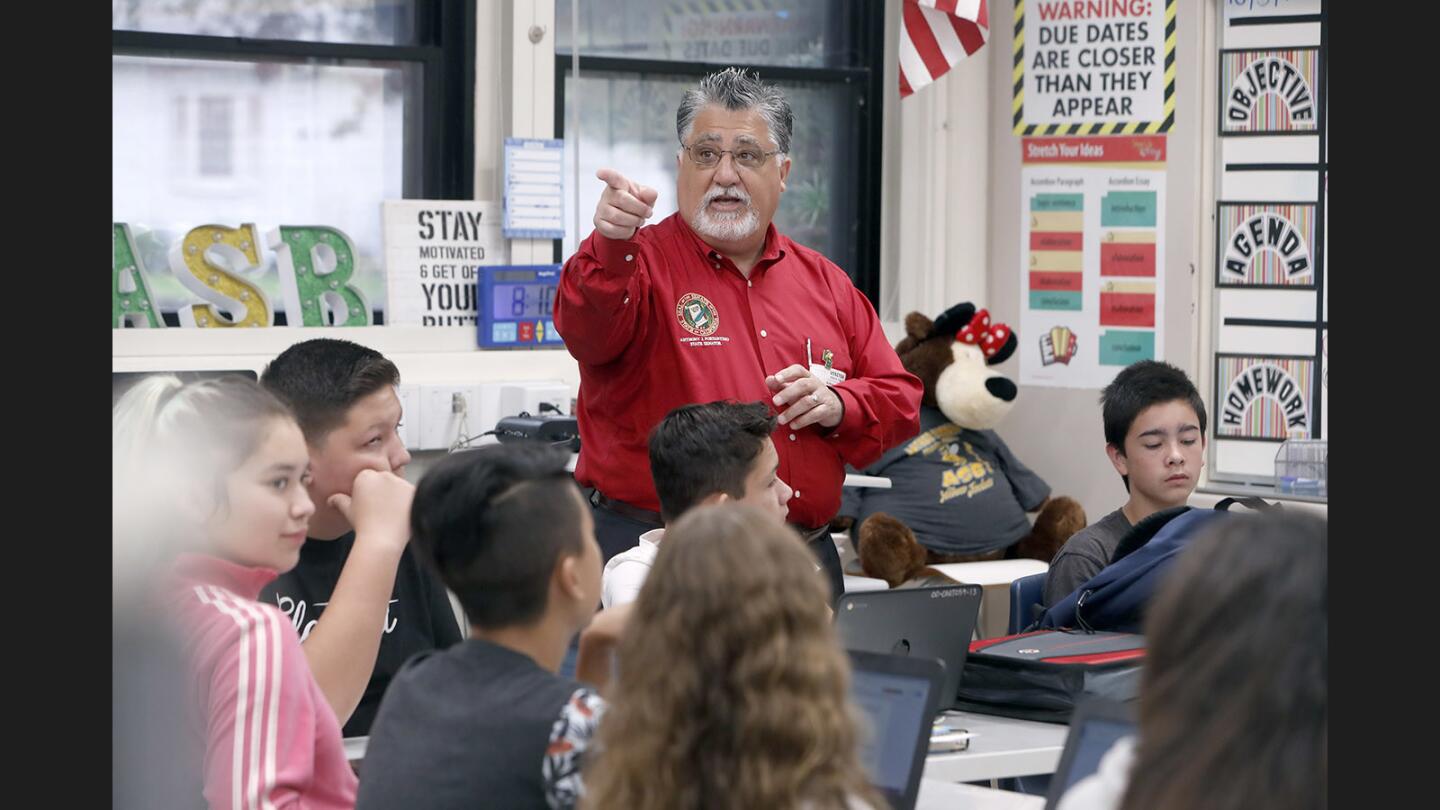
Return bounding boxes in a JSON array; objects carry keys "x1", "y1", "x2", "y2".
[{"x1": 167, "y1": 553, "x2": 358, "y2": 809}]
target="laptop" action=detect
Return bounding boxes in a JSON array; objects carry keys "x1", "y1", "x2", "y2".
[
  {"x1": 1043, "y1": 699, "x2": 1137, "y2": 810},
  {"x1": 846, "y1": 650, "x2": 947, "y2": 810},
  {"x1": 834, "y1": 584, "x2": 984, "y2": 710}
]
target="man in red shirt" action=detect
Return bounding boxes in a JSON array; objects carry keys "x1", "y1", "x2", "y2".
[{"x1": 554, "y1": 67, "x2": 921, "y2": 600}]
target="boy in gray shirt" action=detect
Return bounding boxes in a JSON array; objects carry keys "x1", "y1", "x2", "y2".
[{"x1": 1043, "y1": 361, "x2": 1207, "y2": 607}]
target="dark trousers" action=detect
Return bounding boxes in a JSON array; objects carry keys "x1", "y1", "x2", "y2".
[
  {"x1": 801, "y1": 524, "x2": 845, "y2": 607},
  {"x1": 587, "y1": 489, "x2": 664, "y2": 564}
]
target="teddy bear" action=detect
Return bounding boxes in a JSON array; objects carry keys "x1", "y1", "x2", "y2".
[{"x1": 835, "y1": 302, "x2": 1087, "y2": 588}]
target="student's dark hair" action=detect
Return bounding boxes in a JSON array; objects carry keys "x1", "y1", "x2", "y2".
[
  {"x1": 1120, "y1": 512, "x2": 1327, "y2": 810},
  {"x1": 1100, "y1": 360, "x2": 1207, "y2": 491},
  {"x1": 649, "y1": 400, "x2": 777, "y2": 523},
  {"x1": 260, "y1": 338, "x2": 400, "y2": 444},
  {"x1": 410, "y1": 443, "x2": 585, "y2": 629}
]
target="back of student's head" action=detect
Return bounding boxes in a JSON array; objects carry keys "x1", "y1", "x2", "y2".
[
  {"x1": 409, "y1": 443, "x2": 583, "y2": 630},
  {"x1": 1120, "y1": 512, "x2": 1327, "y2": 810},
  {"x1": 584, "y1": 503, "x2": 881, "y2": 810},
  {"x1": 649, "y1": 400, "x2": 776, "y2": 523},
  {"x1": 113, "y1": 375, "x2": 296, "y2": 588},
  {"x1": 260, "y1": 338, "x2": 400, "y2": 445}
]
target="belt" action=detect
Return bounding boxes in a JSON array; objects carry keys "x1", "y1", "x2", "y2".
[
  {"x1": 798, "y1": 523, "x2": 833, "y2": 544},
  {"x1": 589, "y1": 490, "x2": 663, "y2": 526},
  {"x1": 591, "y1": 489, "x2": 830, "y2": 538}
]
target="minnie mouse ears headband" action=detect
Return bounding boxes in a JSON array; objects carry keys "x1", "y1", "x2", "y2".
[{"x1": 930, "y1": 302, "x2": 1018, "y2": 366}]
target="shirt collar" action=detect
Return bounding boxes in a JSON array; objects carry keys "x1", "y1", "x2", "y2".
[
  {"x1": 672, "y1": 214, "x2": 788, "y2": 270},
  {"x1": 169, "y1": 552, "x2": 279, "y2": 600}
]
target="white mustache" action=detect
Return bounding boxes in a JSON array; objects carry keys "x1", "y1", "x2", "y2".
[{"x1": 702, "y1": 185, "x2": 751, "y2": 206}]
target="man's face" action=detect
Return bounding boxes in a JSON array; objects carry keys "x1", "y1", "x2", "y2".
[
  {"x1": 736, "y1": 437, "x2": 792, "y2": 523},
  {"x1": 1108, "y1": 400, "x2": 1205, "y2": 509},
  {"x1": 305, "y1": 386, "x2": 411, "y2": 539},
  {"x1": 676, "y1": 104, "x2": 790, "y2": 250}
]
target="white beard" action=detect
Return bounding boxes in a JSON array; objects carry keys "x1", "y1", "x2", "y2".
[{"x1": 692, "y1": 184, "x2": 759, "y2": 241}]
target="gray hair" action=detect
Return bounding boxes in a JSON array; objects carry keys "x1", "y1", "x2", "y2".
[{"x1": 676, "y1": 67, "x2": 793, "y2": 157}]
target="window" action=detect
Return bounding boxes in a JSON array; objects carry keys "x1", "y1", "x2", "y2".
[
  {"x1": 197, "y1": 96, "x2": 236, "y2": 177},
  {"x1": 554, "y1": 0, "x2": 886, "y2": 304},
  {"x1": 112, "y1": 0, "x2": 474, "y2": 326},
  {"x1": 1202, "y1": 0, "x2": 1327, "y2": 494}
]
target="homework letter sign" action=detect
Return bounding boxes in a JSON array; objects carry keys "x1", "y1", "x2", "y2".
[{"x1": 383, "y1": 200, "x2": 506, "y2": 327}]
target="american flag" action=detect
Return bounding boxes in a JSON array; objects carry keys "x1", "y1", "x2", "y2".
[{"x1": 899, "y1": 0, "x2": 990, "y2": 99}]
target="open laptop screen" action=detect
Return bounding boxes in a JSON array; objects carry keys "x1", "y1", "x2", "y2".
[
  {"x1": 1046, "y1": 700, "x2": 1137, "y2": 809},
  {"x1": 847, "y1": 651, "x2": 945, "y2": 810}
]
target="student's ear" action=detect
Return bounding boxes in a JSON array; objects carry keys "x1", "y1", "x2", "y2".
[
  {"x1": 701, "y1": 491, "x2": 730, "y2": 507},
  {"x1": 555, "y1": 553, "x2": 586, "y2": 602},
  {"x1": 1105, "y1": 443, "x2": 1129, "y2": 478},
  {"x1": 177, "y1": 478, "x2": 220, "y2": 528}
]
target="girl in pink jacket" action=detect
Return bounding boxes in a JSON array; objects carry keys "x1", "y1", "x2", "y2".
[{"x1": 115, "y1": 376, "x2": 357, "y2": 809}]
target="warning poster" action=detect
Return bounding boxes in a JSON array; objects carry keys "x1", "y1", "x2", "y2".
[{"x1": 1014, "y1": 0, "x2": 1175, "y2": 135}]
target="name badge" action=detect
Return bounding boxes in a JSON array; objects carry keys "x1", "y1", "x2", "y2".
[{"x1": 809, "y1": 363, "x2": 847, "y2": 387}]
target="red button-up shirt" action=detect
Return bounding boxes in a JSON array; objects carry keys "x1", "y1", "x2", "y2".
[{"x1": 554, "y1": 213, "x2": 922, "y2": 528}]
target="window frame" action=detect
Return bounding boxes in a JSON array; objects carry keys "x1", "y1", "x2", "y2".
[
  {"x1": 550, "y1": 0, "x2": 887, "y2": 306},
  {"x1": 112, "y1": 1, "x2": 475, "y2": 203}
]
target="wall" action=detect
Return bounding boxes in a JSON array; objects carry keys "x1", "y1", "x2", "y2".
[
  {"x1": 984, "y1": 0, "x2": 1209, "y2": 523},
  {"x1": 879, "y1": 0, "x2": 994, "y2": 322}
]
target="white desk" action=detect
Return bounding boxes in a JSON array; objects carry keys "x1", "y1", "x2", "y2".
[
  {"x1": 917, "y1": 779, "x2": 1046, "y2": 809},
  {"x1": 923, "y1": 710, "x2": 1068, "y2": 783},
  {"x1": 842, "y1": 574, "x2": 890, "y2": 593},
  {"x1": 929, "y1": 559, "x2": 1049, "y2": 639},
  {"x1": 348, "y1": 712, "x2": 1063, "y2": 791},
  {"x1": 842, "y1": 473, "x2": 892, "y2": 489}
]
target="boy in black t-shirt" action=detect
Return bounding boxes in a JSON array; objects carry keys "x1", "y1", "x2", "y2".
[{"x1": 258, "y1": 338, "x2": 462, "y2": 736}]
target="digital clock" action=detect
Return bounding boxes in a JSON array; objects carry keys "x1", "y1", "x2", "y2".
[{"x1": 476, "y1": 264, "x2": 565, "y2": 348}]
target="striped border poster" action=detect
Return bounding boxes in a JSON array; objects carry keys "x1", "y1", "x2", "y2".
[
  {"x1": 1218, "y1": 47, "x2": 1319, "y2": 134},
  {"x1": 1214, "y1": 354, "x2": 1315, "y2": 442},
  {"x1": 1215, "y1": 202, "x2": 1317, "y2": 288},
  {"x1": 1013, "y1": 0, "x2": 1175, "y2": 135}
]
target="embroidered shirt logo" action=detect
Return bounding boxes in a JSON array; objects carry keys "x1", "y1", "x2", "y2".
[{"x1": 676, "y1": 292, "x2": 719, "y2": 337}]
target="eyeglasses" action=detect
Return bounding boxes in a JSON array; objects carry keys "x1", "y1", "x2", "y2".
[{"x1": 680, "y1": 141, "x2": 781, "y2": 170}]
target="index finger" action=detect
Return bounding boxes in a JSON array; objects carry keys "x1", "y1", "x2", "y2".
[{"x1": 596, "y1": 167, "x2": 630, "y2": 191}]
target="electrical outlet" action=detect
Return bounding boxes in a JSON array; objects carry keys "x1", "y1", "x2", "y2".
[
  {"x1": 418, "y1": 384, "x2": 482, "y2": 450},
  {"x1": 498, "y1": 380, "x2": 571, "y2": 420}
]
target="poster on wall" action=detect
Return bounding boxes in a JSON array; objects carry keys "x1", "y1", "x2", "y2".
[
  {"x1": 1218, "y1": 47, "x2": 1319, "y2": 134},
  {"x1": 503, "y1": 138, "x2": 565, "y2": 240},
  {"x1": 1013, "y1": 0, "x2": 1174, "y2": 135},
  {"x1": 1019, "y1": 135, "x2": 1166, "y2": 389},
  {"x1": 1215, "y1": 202, "x2": 1317, "y2": 288},
  {"x1": 1213, "y1": 354, "x2": 1315, "y2": 442},
  {"x1": 382, "y1": 200, "x2": 507, "y2": 327}
]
